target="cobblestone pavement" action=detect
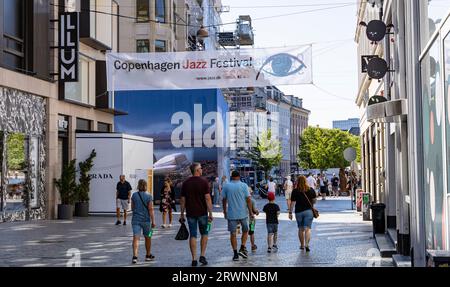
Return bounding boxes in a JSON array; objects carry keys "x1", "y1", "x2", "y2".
[{"x1": 0, "y1": 196, "x2": 393, "y2": 267}]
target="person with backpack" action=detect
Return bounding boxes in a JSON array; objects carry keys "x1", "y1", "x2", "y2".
[
  {"x1": 289, "y1": 176, "x2": 317, "y2": 252},
  {"x1": 131, "y1": 179, "x2": 156, "y2": 264}
]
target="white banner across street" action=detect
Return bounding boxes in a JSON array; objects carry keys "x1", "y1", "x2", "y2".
[{"x1": 106, "y1": 45, "x2": 312, "y2": 91}]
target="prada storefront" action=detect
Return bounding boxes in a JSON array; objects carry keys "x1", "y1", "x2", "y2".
[{"x1": 0, "y1": 87, "x2": 46, "y2": 222}]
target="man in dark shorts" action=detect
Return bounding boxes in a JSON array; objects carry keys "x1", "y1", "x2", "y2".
[
  {"x1": 180, "y1": 163, "x2": 213, "y2": 267},
  {"x1": 116, "y1": 175, "x2": 132, "y2": 225}
]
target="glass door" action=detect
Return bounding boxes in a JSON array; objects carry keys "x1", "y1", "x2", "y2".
[{"x1": 4, "y1": 133, "x2": 27, "y2": 215}]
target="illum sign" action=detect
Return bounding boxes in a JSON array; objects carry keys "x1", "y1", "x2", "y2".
[{"x1": 59, "y1": 12, "x2": 79, "y2": 82}]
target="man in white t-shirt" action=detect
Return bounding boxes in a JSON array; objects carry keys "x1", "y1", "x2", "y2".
[
  {"x1": 283, "y1": 176, "x2": 294, "y2": 211},
  {"x1": 267, "y1": 177, "x2": 276, "y2": 196},
  {"x1": 306, "y1": 173, "x2": 316, "y2": 190}
]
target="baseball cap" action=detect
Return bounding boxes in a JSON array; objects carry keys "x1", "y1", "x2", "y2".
[{"x1": 268, "y1": 192, "x2": 275, "y2": 201}]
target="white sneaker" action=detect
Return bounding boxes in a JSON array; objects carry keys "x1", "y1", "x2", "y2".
[
  {"x1": 168, "y1": 224, "x2": 172, "y2": 228},
  {"x1": 161, "y1": 224, "x2": 166, "y2": 228}
]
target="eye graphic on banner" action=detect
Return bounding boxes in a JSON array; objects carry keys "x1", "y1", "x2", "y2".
[
  {"x1": 106, "y1": 45, "x2": 312, "y2": 91},
  {"x1": 256, "y1": 53, "x2": 307, "y2": 80}
]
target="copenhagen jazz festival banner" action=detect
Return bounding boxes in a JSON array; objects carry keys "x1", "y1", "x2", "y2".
[{"x1": 106, "y1": 45, "x2": 312, "y2": 91}]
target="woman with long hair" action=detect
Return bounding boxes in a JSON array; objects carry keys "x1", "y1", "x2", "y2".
[
  {"x1": 160, "y1": 178, "x2": 175, "y2": 228},
  {"x1": 289, "y1": 175, "x2": 317, "y2": 252}
]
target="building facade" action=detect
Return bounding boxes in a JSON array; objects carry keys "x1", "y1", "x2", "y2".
[
  {"x1": 355, "y1": 0, "x2": 450, "y2": 266},
  {"x1": 288, "y1": 95, "x2": 310, "y2": 174},
  {"x1": 333, "y1": 118, "x2": 360, "y2": 132},
  {"x1": 278, "y1": 95, "x2": 291, "y2": 177},
  {"x1": 0, "y1": 0, "x2": 118, "y2": 222}
]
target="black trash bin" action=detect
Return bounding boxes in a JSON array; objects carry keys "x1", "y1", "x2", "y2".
[{"x1": 370, "y1": 203, "x2": 386, "y2": 235}]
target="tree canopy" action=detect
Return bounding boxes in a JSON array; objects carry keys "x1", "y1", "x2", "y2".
[
  {"x1": 245, "y1": 129, "x2": 282, "y2": 179},
  {"x1": 298, "y1": 127, "x2": 360, "y2": 170}
]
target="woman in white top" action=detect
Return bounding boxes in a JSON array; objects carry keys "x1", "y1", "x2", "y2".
[
  {"x1": 284, "y1": 176, "x2": 294, "y2": 211},
  {"x1": 267, "y1": 177, "x2": 276, "y2": 195}
]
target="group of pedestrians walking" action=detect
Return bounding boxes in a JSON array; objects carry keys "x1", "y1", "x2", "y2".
[{"x1": 116, "y1": 164, "x2": 319, "y2": 266}]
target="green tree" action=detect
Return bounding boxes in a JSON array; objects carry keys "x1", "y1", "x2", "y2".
[
  {"x1": 246, "y1": 130, "x2": 282, "y2": 180},
  {"x1": 7, "y1": 133, "x2": 25, "y2": 170},
  {"x1": 298, "y1": 127, "x2": 360, "y2": 170},
  {"x1": 76, "y1": 149, "x2": 97, "y2": 203}
]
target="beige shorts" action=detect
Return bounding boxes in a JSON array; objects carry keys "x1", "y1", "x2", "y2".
[
  {"x1": 285, "y1": 190, "x2": 293, "y2": 200},
  {"x1": 116, "y1": 199, "x2": 129, "y2": 211}
]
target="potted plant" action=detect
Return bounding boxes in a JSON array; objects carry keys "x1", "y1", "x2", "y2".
[
  {"x1": 54, "y1": 159, "x2": 77, "y2": 220},
  {"x1": 74, "y1": 149, "x2": 96, "y2": 217}
]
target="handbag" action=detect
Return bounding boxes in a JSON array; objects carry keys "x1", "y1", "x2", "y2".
[
  {"x1": 175, "y1": 222, "x2": 189, "y2": 240},
  {"x1": 303, "y1": 191, "x2": 319, "y2": 219}
]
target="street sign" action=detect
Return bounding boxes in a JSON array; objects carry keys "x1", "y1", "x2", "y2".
[
  {"x1": 344, "y1": 147, "x2": 357, "y2": 162},
  {"x1": 59, "y1": 12, "x2": 79, "y2": 82},
  {"x1": 361, "y1": 55, "x2": 378, "y2": 73},
  {"x1": 367, "y1": 57, "x2": 389, "y2": 79},
  {"x1": 366, "y1": 20, "x2": 387, "y2": 42}
]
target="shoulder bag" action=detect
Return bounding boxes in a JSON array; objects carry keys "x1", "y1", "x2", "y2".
[{"x1": 303, "y1": 191, "x2": 319, "y2": 219}]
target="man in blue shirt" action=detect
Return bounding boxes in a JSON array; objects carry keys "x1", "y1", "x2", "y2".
[{"x1": 222, "y1": 171, "x2": 255, "y2": 261}]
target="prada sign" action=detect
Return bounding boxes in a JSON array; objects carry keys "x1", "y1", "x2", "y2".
[{"x1": 59, "y1": 12, "x2": 79, "y2": 82}]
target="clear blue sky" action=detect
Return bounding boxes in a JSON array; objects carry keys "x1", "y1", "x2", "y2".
[{"x1": 220, "y1": 0, "x2": 359, "y2": 128}]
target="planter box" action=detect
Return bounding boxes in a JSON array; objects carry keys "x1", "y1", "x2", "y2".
[
  {"x1": 74, "y1": 202, "x2": 89, "y2": 217},
  {"x1": 58, "y1": 204, "x2": 73, "y2": 220}
]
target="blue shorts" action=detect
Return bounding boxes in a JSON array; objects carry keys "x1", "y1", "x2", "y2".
[
  {"x1": 132, "y1": 221, "x2": 152, "y2": 237},
  {"x1": 295, "y1": 210, "x2": 314, "y2": 229},
  {"x1": 187, "y1": 216, "x2": 209, "y2": 238},
  {"x1": 228, "y1": 218, "x2": 249, "y2": 234},
  {"x1": 266, "y1": 223, "x2": 278, "y2": 234}
]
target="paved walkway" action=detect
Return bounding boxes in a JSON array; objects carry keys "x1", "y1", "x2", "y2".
[{"x1": 0, "y1": 196, "x2": 393, "y2": 267}]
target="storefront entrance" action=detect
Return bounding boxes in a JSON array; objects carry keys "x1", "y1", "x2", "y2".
[{"x1": 0, "y1": 87, "x2": 46, "y2": 222}]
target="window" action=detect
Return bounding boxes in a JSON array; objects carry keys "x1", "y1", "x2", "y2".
[
  {"x1": 136, "y1": 39, "x2": 150, "y2": 53},
  {"x1": 156, "y1": 0, "x2": 166, "y2": 23},
  {"x1": 65, "y1": 55, "x2": 95, "y2": 105},
  {"x1": 97, "y1": 122, "x2": 111, "y2": 132},
  {"x1": 111, "y1": 1, "x2": 119, "y2": 52},
  {"x1": 173, "y1": 3, "x2": 176, "y2": 35},
  {"x1": 76, "y1": 118, "x2": 92, "y2": 131},
  {"x1": 155, "y1": 40, "x2": 166, "y2": 52},
  {"x1": 421, "y1": 41, "x2": 445, "y2": 250},
  {"x1": 420, "y1": 0, "x2": 450, "y2": 48},
  {"x1": 2, "y1": 0, "x2": 25, "y2": 70},
  {"x1": 136, "y1": 0, "x2": 149, "y2": 22}
]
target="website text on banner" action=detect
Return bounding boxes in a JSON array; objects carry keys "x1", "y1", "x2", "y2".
[{"x1": 106, "y1": 45, "x2": 312, "y2": 91}]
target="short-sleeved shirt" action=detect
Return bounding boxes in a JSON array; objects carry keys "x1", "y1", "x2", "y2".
[
  {"x1": 222, "y1": 181, "x2": 250, "y2": 220},
  {"x1": 267, "y1": 182, "x2": 276, "y2": 193},
  {"x1": 331, "y1": 177, "x2": 339, "y2": 187},
  {"x1": 263, "y1": 203, "x2": 280, "y2": 224},
  {"x1": 131, "y1": 191, "x2": 153, "y2": 223},
  {"x1": 181, "y1": 176, "x2": 209, "y2": 218},
  {"x1": 291, "y1": 188, "x2": 317, "y2": 213},
  {"x1": 117, "y1": 181, "x2": 132, "y2": 200},
  {"x1": 306, "y1": 176, "x2": 316, "y2": 189}
]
